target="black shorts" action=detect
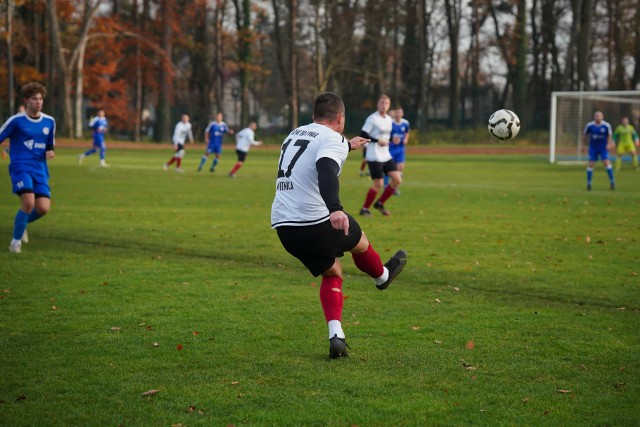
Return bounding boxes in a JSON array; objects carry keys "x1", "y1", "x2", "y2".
[
  {"x1": 276, "y1": 214, "x2": 363, "y2": 277},
  {"x1": 175, "y1": 143, "x2": 185, "y2": 152},
  {"x1": 367, "y1": 159, "x2": 398, "y2": 179},
  {"x1": 236, "y1": 149, "x2": 247, "y2": 162}
]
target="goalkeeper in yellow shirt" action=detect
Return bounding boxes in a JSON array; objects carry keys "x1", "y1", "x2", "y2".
[{"x1": 613, "y1": 116, "x2": 639, "y2": 171}]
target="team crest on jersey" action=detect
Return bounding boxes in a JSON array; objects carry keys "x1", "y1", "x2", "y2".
[
  {"x1": 24, "y1": 140, "x2": 34, "y2": 150},
  {"x1": 43, "y1": 127, "x2": 50, "y2": 135}
]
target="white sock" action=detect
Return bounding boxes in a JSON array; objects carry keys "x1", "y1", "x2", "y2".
[
  {"x1": 374, "y1": 267, "x2": 389, "y2": 286},
  {"x1": 328, "y1": 320, "x2": 345, "y2": 339}
]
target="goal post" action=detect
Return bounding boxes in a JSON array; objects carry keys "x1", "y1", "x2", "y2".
[{"x1": 549, "y1": 90, "x2": 640, "y2": 164}]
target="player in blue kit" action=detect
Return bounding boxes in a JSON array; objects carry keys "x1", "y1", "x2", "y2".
[
  {"x1": 0, "y1": 82, "x2": 56, "y2": 253},
  {"x1": 583, "y1": 111, "x2": 615, "y2": 190},
  {"x1": 78, "y1": 109, "x2": 109, "y2": 167},
  {"x1": 384, "y1": 106, "x2": 410, "y2": 192},
  {"x1": 198, "y1": 112, "x2": 234, "y2": 172}
]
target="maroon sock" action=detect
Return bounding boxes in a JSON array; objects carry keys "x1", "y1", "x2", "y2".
[
  {"x1": 177, "y1": 158, "x2": 182, "y2": 168},
  {"x1": 167, "y1": 157, "x2": 176, "y2": 166},
  {"x1": 360, "y1": 159, "x2": 367, "y2": 171},
  {"x1": 377, "y1": 185, "x2": 396, "y2": 205},
  {"x1": 351, "y1": 243, "x2": 384, "y2": 278},
  {"x1": 230, "y1": 162, "x2": 242, "y2": 174},
  {"x1": 362, "y1": 188, "x2": 378, "y2": 209},
  {"x1": 319, "y1": 276, "x2": 344, "y2": 322}
]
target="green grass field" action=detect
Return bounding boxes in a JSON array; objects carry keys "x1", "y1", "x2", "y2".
[{"x1": 1, "y1": 145, "x2": 639, "y2": 426}]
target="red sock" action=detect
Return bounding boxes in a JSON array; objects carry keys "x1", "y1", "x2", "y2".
[
  {"x1": 362, "y1": 188, "x2": 378, "y2": 209},
  {"x1": 319, "y1": 276, "x2": 344, "y2": 322},
  {"x1": 352, "y1": 243, "x2": 384, "y2": 278},
  {"x1": 377, "y1": 185, "x2": 396, "y2": 205},
  {"x1": 360, "y1": 159, "x2": 367, "y2": 171},
  {"x1": 167, "y1": 157, "x2": 176, "y2": 165},
  {"x1": 230, "y1": 162, "x2": 242, "y2": 175},
  {"x1": 177, "y1": 158, "x2": 182, "y2": 168}
]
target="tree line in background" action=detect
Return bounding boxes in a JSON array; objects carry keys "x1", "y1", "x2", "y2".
[{"x1": 1, "y1": 0, "x2": 639, "y2": 141}]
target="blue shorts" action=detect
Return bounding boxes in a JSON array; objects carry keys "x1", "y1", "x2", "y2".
[
  {"x1": 207, "y1": 142, "x2": 222, "y2": 155},
  {"x1": 9, "y1": 166, "x2": 51, "y2": 198},
  {"x1": 589, "y1": 145, "x2": 609, "y2": 161},
  {"x1": 389, "y1": 146, "x2": 405, "y2": 164}
]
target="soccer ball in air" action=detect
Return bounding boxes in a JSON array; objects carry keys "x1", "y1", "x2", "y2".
[{"x1": 488, "y1": 109, "x2": 521, "y2": 140}]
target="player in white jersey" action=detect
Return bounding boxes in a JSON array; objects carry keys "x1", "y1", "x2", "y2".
[
  {"x1": 228, "y1": 122, "x2": 262, "y2": 177},
  {"x1": 359, "y1": 95, "x2": 403, "y2": 216},
  {"x1": 163, "y1": 114, "x2": 194, "y2": 172},
  {"x1": 271, "y1": 92, "x2": 407, "y2": 358}
]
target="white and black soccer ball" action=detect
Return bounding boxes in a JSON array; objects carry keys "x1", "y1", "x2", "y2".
[{"x1": 488, "y1": 109, "x2": 521, "y2": 141}]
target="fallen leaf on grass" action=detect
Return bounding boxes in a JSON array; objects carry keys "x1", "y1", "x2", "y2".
[
  {"x1": 153, "y1": 342, "x2": 160, "y2": 347},
  {"x1": 187, "y1": 405, "x2": 196, "y2": 413},
  {"x1": 230, "y1": 381, "x2": 240, "y2": 385},
  {"x1": 310, "y1": 282, "x2": 317, "y2": 288},
  {"x1": 171, "y1": 424, "x2": 184, "y2": 427},
  {"x1": 15, "y1": 395, "x2": 26, "y2": 402},
  {"x1": 51, "y1": 305, "x2": 57, "y2": 311},
  {"x1": 411, "y1": 326, "x2": 421, "y2": 331},
  {"x1": 465, "y1": 340, "x2": 475, "y2": 350},
  {"x1": 435, "y1": 298, "x2": 442, "y2": 303},
  {"x1": 585, "y1": 236, "x2": 591, "y2": 243},
  {"x1": 433, "y1": 340, "x2": 442, "y2": 344},
  {"x1": 193, "y1": 331, "x2": 199, "y2": 335},
  {"x1": 176, "y1": 344, "x2": 183, "y2": 350},
  {"x1": 453, "y1": 287, "x2": 460, "y2": 291},
  {"x1": 556, "y1": 389, "x2": 572, "y2": 394},
  {"x1": 146, "y1": 325, "x2": 152, "y2": 330},
  {"x1": 142, "y1": 390, "x2": 159, "y2": 396},
  {"x1": 632, "y1": 272, "x2": 638, "y2": 277},
  {"x1": 522, "y1": 397, "x2": 529, "y2": 403},
  {"x1": 110, "y1": 327, "x2": 121, "y2": 331}
]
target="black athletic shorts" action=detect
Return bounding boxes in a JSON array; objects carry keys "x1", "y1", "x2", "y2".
[
  {"x1": 175, "y1": 143, "x2": 185, "y2": 152},
  {"x1": 236, "y1": 149, "x2": 248, "y2": 162},
  {"x1": 367, "y1": 159, "x2": 398, "y2": 179},
  {"x1": 276, "y1": 213, "x2": 363, "y2": 277}
]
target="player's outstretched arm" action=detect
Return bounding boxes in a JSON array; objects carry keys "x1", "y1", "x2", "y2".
[{"x1": 349, "y1": 136, "x2": 369, "y2": 150}]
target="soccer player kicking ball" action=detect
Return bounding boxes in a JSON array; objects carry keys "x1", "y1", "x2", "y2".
[
  {"x1": 164, "y1": 114, "x2": 194, "y2": 172},
  {"x1": 78, "y1": 109, "x2": 109, "y2": 167},
  {"x1": 271, "y1": 92, "x2": 407, "y2": 358},
  {"x1": 583, "y1": 111, "x2": 615, "y2": 190},
  {"x1": 198, "y1": 112, "x2": 234, "y2": 172},
  {"x1": 359, "y1": 94, "x2": 402, "y2": 216},
  {"x1": 0, "y1": 82, "x2": 56, "y2": 253},
  {"x1": 228, "y1": 122, "x2": 262, "y2": 177}
]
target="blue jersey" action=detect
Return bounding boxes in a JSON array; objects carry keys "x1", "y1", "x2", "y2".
[
  {"x1": 583, "y1": 121, "x2": 612, "y2": 149},
  {"x1": 390, "y1": 119, "x2": 410, "y2": 154},
  {"x1": 205, "y1": 121, "x2": 229, "y2": 146},
  {"x1": 0, "y1": 112, "x2": 55, "y2": 173},
  {"x1": 89, "y1": 116, "x2": 108, "y2": 144}
]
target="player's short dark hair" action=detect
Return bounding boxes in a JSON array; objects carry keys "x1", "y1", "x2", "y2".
[
  {"x1": 314, "y1": 92, "x2": 344, "y2": 122},
  {"x1": 21, "y1": 82, "x2": 47, "y2": 99}
]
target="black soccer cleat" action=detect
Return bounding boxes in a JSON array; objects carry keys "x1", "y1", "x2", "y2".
[
  {"x1": 373, "y1": 201, "x2": 391, "y2": 216},
  {"x1": 376, "y1": 250, "x2": 407, "y2": 290},
  {"x1": 587, "y1": 183, "x2": 592, "y2": 191},
  {"x1": 610, "y1": 182, "x2": 615, "y2": 190},
  {"x1": 329, "y1": 334, "x2": 350, "y2": 359},
  {"x1": 359, "y1": 208, "x2": 372, "y2": 217}
]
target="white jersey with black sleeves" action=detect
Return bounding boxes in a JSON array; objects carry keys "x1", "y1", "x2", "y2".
[
  {"x1": 271, "y1": 123, "x2": 349, "y2": 228},
  {"x1": 362, "y1": 112, "x2": 393, "y2": 162}
]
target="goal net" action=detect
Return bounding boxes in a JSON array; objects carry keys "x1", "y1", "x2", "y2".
[{"x1": 549, "y1": 90, "x2": 640, "y2": 163}]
